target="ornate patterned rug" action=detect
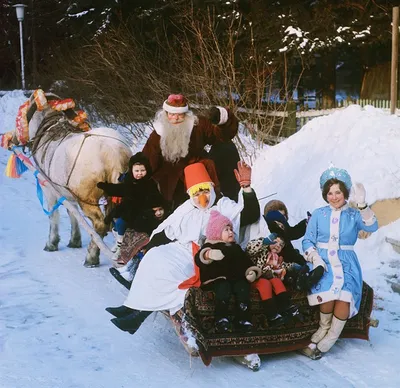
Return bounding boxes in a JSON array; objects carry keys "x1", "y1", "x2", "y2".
[{"x1": 170, "y1": 282, "x2": 374, "y2": 366}]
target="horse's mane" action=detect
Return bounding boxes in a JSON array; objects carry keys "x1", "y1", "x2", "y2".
[
  {"x1": 29, "y1": 92, "x2": 86, "y2": 158},
  {"x1": 31, "y1": 110, "x2": 84, "y2": 160}
]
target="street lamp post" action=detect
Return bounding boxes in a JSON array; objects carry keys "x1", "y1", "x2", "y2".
[{"x1": 13, "y1": 4, "x2": 27, "y2": 90}]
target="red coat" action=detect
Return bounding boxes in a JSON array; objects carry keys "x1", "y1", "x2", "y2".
[{"x1": 142, "y1": 111, "x2": 238, "y2": 203}]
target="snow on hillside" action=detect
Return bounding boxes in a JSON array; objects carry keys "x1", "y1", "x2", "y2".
[{"x1": 1, "y1": 91, "x2": 400, "y2": 387}]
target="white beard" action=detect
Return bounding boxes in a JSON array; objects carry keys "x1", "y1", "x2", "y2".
[{"x1": 153, "y1": 110, "x2": 197, "y2": 164}]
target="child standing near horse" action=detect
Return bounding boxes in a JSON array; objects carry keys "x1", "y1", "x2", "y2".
[
  {"x1": 97, "y1": 152, "x2": 165, "y2": 265},
  {"x1": 195, "y1": 210, "x2": 262, "y2": 333}
]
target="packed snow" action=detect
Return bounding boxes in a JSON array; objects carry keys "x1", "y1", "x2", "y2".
[{"x1": 1, "y1": 91, "x2": 400, "y2": 387}]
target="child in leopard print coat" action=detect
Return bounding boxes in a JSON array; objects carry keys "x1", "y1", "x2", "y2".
[{"x1": 246, "y1": 233, "x2": 302, "y2": 326}]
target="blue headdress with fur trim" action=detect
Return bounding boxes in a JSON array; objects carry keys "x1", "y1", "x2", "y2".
[{"x1": 319, "y1": 165, "x2": 352, "y2": 191}]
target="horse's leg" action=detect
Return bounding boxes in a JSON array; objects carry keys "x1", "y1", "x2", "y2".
[
  {"x1": 79, "y1": 202, "x2": 107, "y2": 267},
  {"x1": 43, "y1": 191, "x2": 61, "y2": 252},
  {"x1": 67, "y1": 206, "x2": 82, "y2": 248}
]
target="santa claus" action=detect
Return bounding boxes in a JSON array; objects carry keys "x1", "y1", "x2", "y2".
[{"x1": 142, "y1": 94, "x2": 239, "y2": 208}]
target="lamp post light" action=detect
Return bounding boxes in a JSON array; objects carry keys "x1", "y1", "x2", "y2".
[{"x1": 13, "y1": 4, "x2": 27, "y2": 90}]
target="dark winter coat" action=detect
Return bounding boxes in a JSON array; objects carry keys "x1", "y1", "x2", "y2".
[
  {"x1": 98, "y1": 152, "x2": 166, "y2": 234},
  {"x1": 263, "y1": 211, "x2": 307, "y2": 266},
  {"x1": 142, "y1": 110, "x2": 238, "y2": 205},
  {"x1": 195, "y1": 240, "x2": 259, "y2": 285},
  {"x1": 208, "y1": 140, "x2": 241, "y2": 202}
]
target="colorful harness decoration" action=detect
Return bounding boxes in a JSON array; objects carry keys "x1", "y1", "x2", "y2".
[{"x1": 1, "y1": 89, "x2": 91, "y2": 178}]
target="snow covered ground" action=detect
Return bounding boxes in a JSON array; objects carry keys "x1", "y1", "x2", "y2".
[{"x1": 1, "y1": 91, "x2": 400, "y2": 387}]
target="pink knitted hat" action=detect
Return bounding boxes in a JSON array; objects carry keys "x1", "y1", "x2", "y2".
[{"x1": 206, "y1": 210, "x2": 233, "y2": 240}]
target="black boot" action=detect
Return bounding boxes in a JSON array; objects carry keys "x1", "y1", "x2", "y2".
[
  {"x1": 283, "y1": 304, "x2": 304, "y2": 322},
  {"x1": 109, "y1": 267, "x2": 132, "y2": 290},
  {"x1": 111, "y1": 310, "x2": 152, "y2": 334},
  {"x1": 234, "y1": 302, "x2": 253, "y2": 332},
  {"x1": 214, "y1": 300, "x2": 231, "y2": 333},
  {"x1": 262, "y1": 298, "x2": 287, "y2": 327},
  {"x1": 105, "y1": 305, "x2": 133, "y2": 318},
  {"x1": 215, "y1": 318, "x2": 231, "y2": 333}
]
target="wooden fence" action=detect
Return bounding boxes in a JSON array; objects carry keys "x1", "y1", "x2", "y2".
[{"x1": 276, "y1": 99, "x2": 400, "y2": 135}]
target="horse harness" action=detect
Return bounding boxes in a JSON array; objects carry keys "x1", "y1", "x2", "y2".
[{"x1": 27, "y1": 111, "x2": 131, "y2": 207}]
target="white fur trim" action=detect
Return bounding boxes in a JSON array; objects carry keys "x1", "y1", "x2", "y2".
[
  {"x1": 360, "y1": 206, "x2": 376, "y2": 226},
  {"x1": 199, "y1": 248, "x2": 213, "y2": 265},
  {"x1": 217, "y1": 106, "x2": 228, "y2": 125},
  {"x1": 163, "y1": 101, "x2": 189, "y2": 114}
]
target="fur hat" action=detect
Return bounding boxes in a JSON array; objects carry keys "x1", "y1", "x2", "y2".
[
  {"x1": 129, "y1": 152, "x2": 152, "y2": 178},
  {"x1": 206, "y1": 210, "x2": 233, "y2": 241},
  {"x1": 163, "y1": 94, "x2": 189, "y2": 114},
  {"x1": 147, "y1": 191, "x2": 166, "y2": 209},
  {"x1": 320, "y1": 165, "x2": 352, "y2": 191}
]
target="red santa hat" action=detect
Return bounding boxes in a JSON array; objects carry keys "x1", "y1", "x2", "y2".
[
  {"x1": 184, "y1": 163, "x2": 214, "y2": 196},
  {"x1": 163, "y1": 94, "x2": 189, "y2": 114},
  {"x1": 206, "y1": 210, "x2": 233, "y2": 240}
]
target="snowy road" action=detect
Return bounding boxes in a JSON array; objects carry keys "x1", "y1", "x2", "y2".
[{"x1": 0, "y1": 160, "x2": 399, "y2": 388}]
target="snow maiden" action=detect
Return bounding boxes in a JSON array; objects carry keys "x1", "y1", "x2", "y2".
[{"x1": 300, "y1": 166, "x2": 378, "y2": 360}]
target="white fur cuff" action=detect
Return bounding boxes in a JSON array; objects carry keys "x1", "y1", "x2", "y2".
[
  {"x1": 216, "y1": 106, "x2": 228, "y2": 125},
  {"x1": 163, "y1": 101, "x2": 189, "y2": 114},
  {"x1": 199, "y1": 248, "x2": 213, "y2": 265}
]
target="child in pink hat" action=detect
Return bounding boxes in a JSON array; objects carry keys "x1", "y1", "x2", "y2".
[{"x1": 195, "y1": 210, "x2": 261, "y2": 333}]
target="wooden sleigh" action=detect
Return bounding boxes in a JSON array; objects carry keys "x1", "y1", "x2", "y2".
[{"x1": 165, "y1": 282, "x2": 376, "y2": 370}]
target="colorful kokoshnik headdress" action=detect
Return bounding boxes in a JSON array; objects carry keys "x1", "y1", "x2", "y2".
[{"x1": 319, "y1": 164, "x2": 352, "y2": 191}]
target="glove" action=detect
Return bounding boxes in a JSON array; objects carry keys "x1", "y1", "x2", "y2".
[
  {"x1": 97, "y1": 182, "x2": 107, "y2": 190},
  {"x1": 352, "y1": 182, "x2": 366, "y2": 208},
  {"x1": 206, "y1": 106, "x2": 221, "y2": 125},
  {"x1": 208, "y1": 249, "x2": 225, "y2": 261},
  {"x1": 246, "y1": 270, "x2": 257, "y2": 282},
  {"x1": 263, "y1": 233, "x2": 278, "y2": 246},
  {"x1": 245, "y1": 266, "x2": 261, "y2": 282},
  {"x1": 305, "y1": 249, "x2": 327, "y2": 271},
  {"x1": 234, "y1": 161, "x2": 252, "y2": 188}
]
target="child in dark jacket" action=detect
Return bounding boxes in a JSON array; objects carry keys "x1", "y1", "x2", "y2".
[
  {"x1": 97, "y1": 152, "x2": 164, "y2": 264},
  {"x1": 109, "y1": 192, "x2": 169, "y2": 290},
  {"x1": 264, "y1": 209, "x2": 324, "y2": 291},
  {"x1": 195, "y1": 210, "x2": 261, "y2": 333}
]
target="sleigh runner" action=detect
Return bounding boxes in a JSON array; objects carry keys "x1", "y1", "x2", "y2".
[{"x1": 166, "y1": 282, "x2": 375, "y2": 367}]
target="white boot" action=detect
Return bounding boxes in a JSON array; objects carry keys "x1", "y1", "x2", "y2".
[
  {"x1": 116, "y1": 258, "x2": 135, "y2": 282},
  {"x1": 110, "y1": 229, "x2": 119, "y2": 253},
  {"x1": 317, "y1": 316, "x2": 347, "y2": 353},
  {"x1": 112, "y1": 235, "x2": 124, "y2": 261},
  {"x1": 311, "y1": 312, "x2": 333, "y2": 344}
]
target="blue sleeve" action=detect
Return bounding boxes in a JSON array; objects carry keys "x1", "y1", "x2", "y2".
[{"x1": 302, "y1": 209, "x2": 318, "y2": 253}]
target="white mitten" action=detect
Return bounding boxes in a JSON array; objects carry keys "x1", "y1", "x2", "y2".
[
  {"x1": 209, "y1": 249, "x2": 225, "y2": 261},
  {"x1": 353, "y1": 182, "x2": 366, "y2": 208},
  {"x1": 304, "y1": 249, "x2": 327, "y2": 271}
]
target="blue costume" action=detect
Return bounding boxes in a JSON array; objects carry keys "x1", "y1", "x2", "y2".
[{"x1": 303, "y1": 203, "x2": 378, "y2": 318}]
